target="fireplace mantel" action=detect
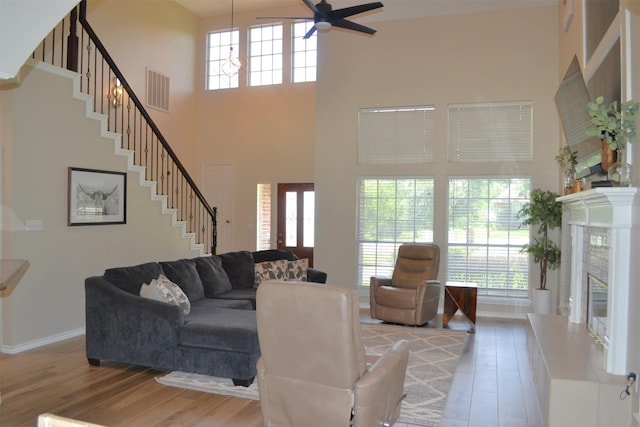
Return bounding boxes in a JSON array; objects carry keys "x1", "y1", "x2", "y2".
[
  {"x1": 558, "y1": 187, "x2": 638, "y2": 374},
  {"x1": 558, "y1": 187, "x2": 637, "y2": 228}
]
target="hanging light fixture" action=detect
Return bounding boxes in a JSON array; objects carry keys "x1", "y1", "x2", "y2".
[{"x1": 221, "y1": 0, "x2": 241, "y2": 77}]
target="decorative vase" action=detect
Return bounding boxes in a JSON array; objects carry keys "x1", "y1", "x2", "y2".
[
  {"x1": 600, "y1": 140, "x2": 616, "y2": 173},
  {"x1": 563, "y1": 171, "x2": 574, "y2": 195},
  {"x1": 533, "y1": 288, "x2": 552, "y2": 314},
  {"x1": 608, "y1": 146, "x2": 632, "y2": 186}
]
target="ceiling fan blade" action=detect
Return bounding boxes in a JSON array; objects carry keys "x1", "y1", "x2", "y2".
[
  {"x1": 303, "y1": 25, "x2": 318, "y2": 39},
  {"x1": 330, "y1": 2, "x2": 383, "y2": 20},
  {"x1": 331, "y1": 18, "x2": 376, "y2": 35},
  {"x1": 303, "y1": 0, "x2": 319, "y2": 13},
  {"x1": 256, "y1": 16, "x2": 313, "y2": 20}
]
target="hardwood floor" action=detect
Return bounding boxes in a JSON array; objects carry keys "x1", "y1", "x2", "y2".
[
  {"x1": 438, "y1": 316, "x2": 544, "y2": 427},
  {"x1": 0, "y1": 315, "x2": 543, "y2": 427}
]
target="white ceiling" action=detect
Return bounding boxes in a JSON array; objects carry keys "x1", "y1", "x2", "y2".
[{"x1": 175, "y1": 0, "x2": 558, "y2": 22}]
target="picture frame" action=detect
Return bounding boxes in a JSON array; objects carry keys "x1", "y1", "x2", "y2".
[{"x1": 68, "y1": 167, "x2": 127, "y2": 226}]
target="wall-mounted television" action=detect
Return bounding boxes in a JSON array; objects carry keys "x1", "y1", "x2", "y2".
[{"x1": 555, "y1": 56, "x2": 603, "y2": 179}]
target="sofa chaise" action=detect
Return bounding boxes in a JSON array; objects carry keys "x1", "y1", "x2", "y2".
[{"x1": 85, "y1": 249, "x2": 326, "y2": 386}]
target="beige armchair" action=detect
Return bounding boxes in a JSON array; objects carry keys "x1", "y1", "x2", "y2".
[
  {"x1": 256, "y1": 280, "x2": 409, "y2": 427},
  {"x1": 370, "y1": 243, "x2": 441, "y2": 326}
]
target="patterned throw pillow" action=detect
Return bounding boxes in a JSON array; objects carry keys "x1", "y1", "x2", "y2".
[
  {"x1": 140, "y1": 274, "x2": 191, "y2": 315},
  {"x1": 286, "y1": 258, "x2": 309, "y2": 281},
  {"x1": 254, "y1": 259, "x2": 288, "y2": 288}
]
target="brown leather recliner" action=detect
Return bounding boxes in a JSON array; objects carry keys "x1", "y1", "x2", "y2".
[
  {"x1": 370, "y1": 243, "x2": 441, "y2": 326},
  {"x1": 256, "y1": 280, "x2": 409, "y2": 427}
]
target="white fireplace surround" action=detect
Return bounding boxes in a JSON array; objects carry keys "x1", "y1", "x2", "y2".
[{"x1": 558, "y1": 187, "x2": 638, "y2": 375}]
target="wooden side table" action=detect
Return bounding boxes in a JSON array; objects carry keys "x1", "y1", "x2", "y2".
[{"x1": 443, "y1": 282, "x2": 477, "y2": 332}]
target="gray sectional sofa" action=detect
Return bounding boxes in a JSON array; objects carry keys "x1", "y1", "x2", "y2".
[{"x1": 85, "y1": 249, "x2": 326, "y2": 386}]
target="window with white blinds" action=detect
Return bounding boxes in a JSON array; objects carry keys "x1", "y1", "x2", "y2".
[
  {"x1": 356, "y1": 177, "x2": 435, "y2": 288},
  {"x1": 448, "y1": 102, "x2": 533, "y2": 162},
  {"x1": 358, "y1": 106, "x2": 435, "y2": 165},
  {"x1": 447, "y1": 177, "x2": 530, "y2": 297}
]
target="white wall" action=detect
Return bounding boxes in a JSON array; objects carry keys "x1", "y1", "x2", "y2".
[
  {"x1": 85, "y1": 0, "x2": 199, "y2": 175},
  {"x1": 0, "y1": 0, "x2": 77, "y2": 79},
  {"x1": 315, "y1": 6, "x2": 560, "y2": 316},
  {"x1": 194, "y1": 6, "x2": 317, "y2": 252},
  {"x1": 0, "y1": 0, "x2": 203, "y2": 351},
  {"x1": 0, "y1": 63, "x2": 201, "y2": 351}
]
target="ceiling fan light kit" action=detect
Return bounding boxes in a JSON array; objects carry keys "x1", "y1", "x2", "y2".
[
  {"x1": 257, "y1": 0, "x2": 384, "y2": 39},
  {"x1": 315, "y1": 21, "x2": 331, "y2": 31}
]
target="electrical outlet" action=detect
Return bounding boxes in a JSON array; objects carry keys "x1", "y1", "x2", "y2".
[{"x1": 26, "y1": 219, "x2": 43, "y2": 232}]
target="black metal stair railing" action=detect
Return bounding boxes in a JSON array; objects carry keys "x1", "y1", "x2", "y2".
[{"x1": 31, "y1": 0, "x2": 217, "y2": 254}]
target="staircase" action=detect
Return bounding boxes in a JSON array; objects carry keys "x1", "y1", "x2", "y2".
[{"x1": 31, "y1": 1, "x2": 216, "y2": 255}]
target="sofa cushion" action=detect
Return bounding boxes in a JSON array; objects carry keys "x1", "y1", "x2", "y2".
[
  {"x1": 214, "y1": 288, "x2": 257, "y2": 309},
  {"x1": 104, "y1": 262, "x2": 163, "y2": 295},
  {"x1": 254, "y1": 259, "x2": 288, "y2": 287},
  {"x1": 219, "y1": 251, "x2": 255, "y2": 289},
  {"x1": 252, "y1": 249, "x2": 297, "y2": 263},
  {"x1": 160, "y1": 259, "x2": 205, "y2": 302},
  {"x1": 190, "y1": 297, "x2": 253, "y2": 311},
  {"x1": 140, "y1": 274, "x2": 191, "y2": 315},
  {"x1": 193, "y1": 256, "x2": 233, "y2": 297},
  {"x1": 179, "y1": 308, "x2": 258, "y2": 353},
  {"x1": 286, "y1": 258, "x2": 309, "y2": 281}
]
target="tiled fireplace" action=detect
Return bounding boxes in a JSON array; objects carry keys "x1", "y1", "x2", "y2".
[{"x1": 558, "y1": 187, "x2": 638, "y2": 375}]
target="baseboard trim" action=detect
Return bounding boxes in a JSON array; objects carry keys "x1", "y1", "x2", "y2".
[{"x1": 0, "y1": 327, "x2": 85, "y2": 354}]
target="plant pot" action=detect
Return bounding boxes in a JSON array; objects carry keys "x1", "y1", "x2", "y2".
[{"x1": 532, "y1": 288, "x2": 552, "y2": 314}]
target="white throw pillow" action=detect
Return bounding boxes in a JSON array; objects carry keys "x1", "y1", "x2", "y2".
[{"x1": 140, "y1": 274, "x2": 191, "y2": 315}]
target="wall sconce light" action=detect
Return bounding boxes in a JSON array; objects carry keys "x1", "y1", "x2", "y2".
[{"x1": 110, "y1": 77, "x2": 123, "y2": 108}]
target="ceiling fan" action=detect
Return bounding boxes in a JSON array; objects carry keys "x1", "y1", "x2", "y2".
[{"x1": 257, "y1": 0, "x2": 384, "y2": 39}]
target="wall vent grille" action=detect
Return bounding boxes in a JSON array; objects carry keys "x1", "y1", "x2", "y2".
[{"x1": 146, "y1": 68, "x2": 169, "y2": 112}]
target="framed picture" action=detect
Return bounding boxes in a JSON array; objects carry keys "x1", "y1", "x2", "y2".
[{"x1": 68, "y1": 167, "x2": 126, "y2": 225}]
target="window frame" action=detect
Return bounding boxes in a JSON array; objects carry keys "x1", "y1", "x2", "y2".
[
  {"x1": 446, "y1": 176, "x2": 531, "y2": 298},
  {"x1": 206, "y1": 28, "x2": 240, "y2": 91},
  {"x1": 248, "y1": 23, "x2": 284, "y2": 87},
  {"x1": 356, "y1": 176, "x2": 435, "y2": 290},
  {"x1": 291, "y1": 21, "x2": 317, "y2": 83}
]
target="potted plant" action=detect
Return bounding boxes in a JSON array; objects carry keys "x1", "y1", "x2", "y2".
[
  {"x1": 517, "y1": 189, "x2": 562, "y2": 314},
  {"x1": 586, "y1": 96, "x2": 639, "y2": 180},
  {"x1": 555, "y1": 144, "x2": 578, "y2": 194}
]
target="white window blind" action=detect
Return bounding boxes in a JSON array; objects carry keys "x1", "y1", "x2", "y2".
[
  {"x1": 448, "y1": 102, "x2": 533, "y2": 162},
  {"x1": 358, "y1": 106, "x2": 435, "y2": 165}
]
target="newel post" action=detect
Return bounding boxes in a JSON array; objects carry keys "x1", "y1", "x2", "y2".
[{"x1": 66, "y1": 6, "x2": 79, "y2": 72}]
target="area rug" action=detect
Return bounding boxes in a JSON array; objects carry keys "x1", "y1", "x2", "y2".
[{"x1": 156, "y1": 323, "x2": 467, "y2": 426}]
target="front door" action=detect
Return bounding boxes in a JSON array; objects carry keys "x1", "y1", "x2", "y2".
[{"x1": 277, "y1": 183, "x2": 314, "y2": 266}]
